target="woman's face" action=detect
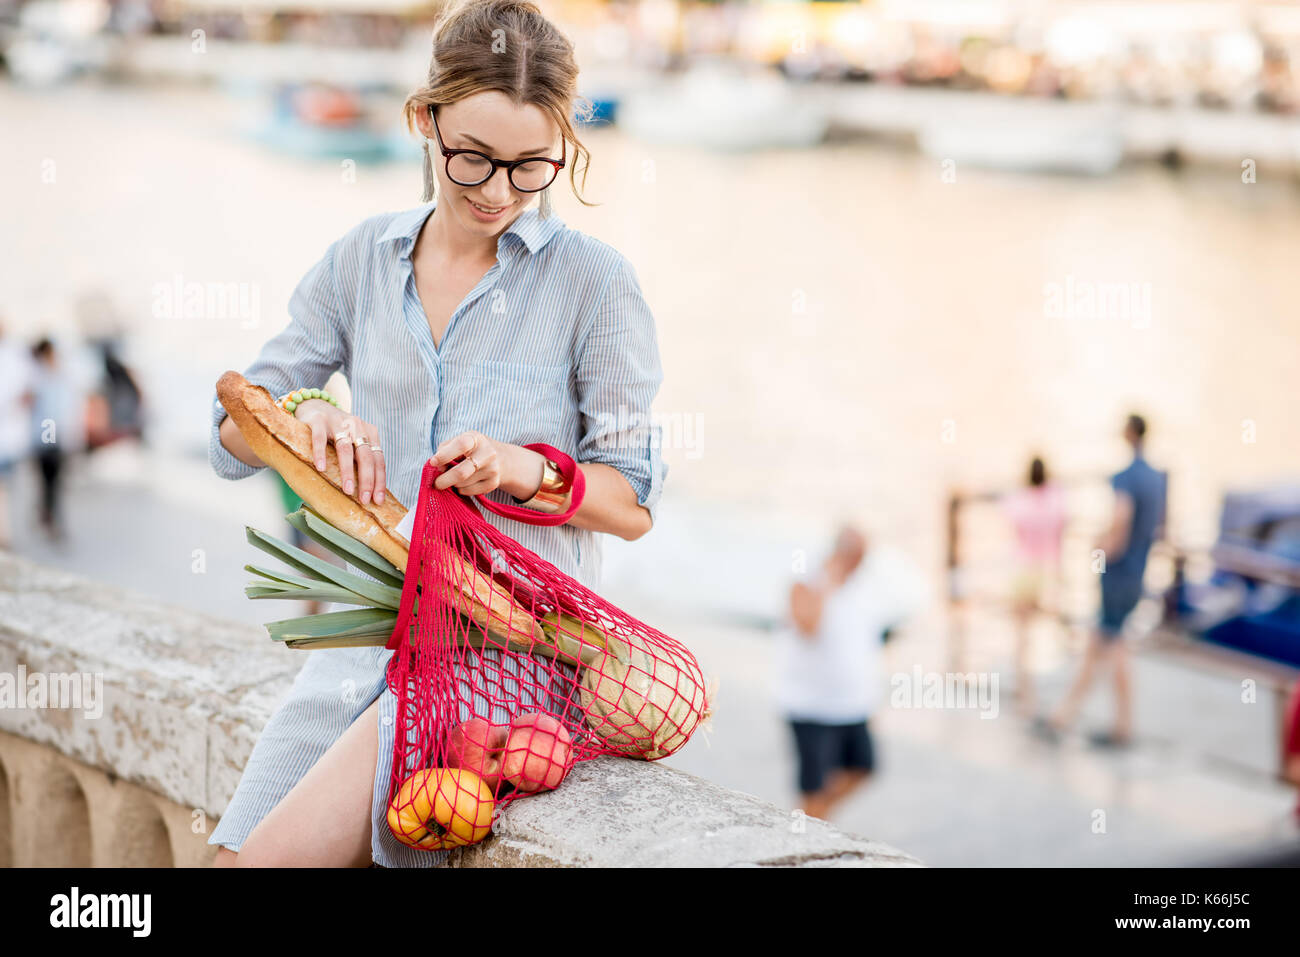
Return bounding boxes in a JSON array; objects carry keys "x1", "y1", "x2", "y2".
[{"x1": 416, "y1": 91, "x2": 563, "y2": 237}]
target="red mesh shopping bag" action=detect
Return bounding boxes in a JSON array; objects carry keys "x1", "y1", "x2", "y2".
[{"x1": 383, "y1": 443, "x2": 712, "y2": 851}]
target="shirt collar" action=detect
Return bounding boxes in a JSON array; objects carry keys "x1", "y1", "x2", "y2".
[{"x1": 376, "y1": 200, "x2": 563, "y2": 256}]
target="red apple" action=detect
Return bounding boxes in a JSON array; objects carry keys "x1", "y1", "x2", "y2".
[
  {"x1": 446, "y1": 718, "x2": 509, "y2": 789},
  {"x1": 502, "y1": 712, "x2": 573, "y2": 793}
]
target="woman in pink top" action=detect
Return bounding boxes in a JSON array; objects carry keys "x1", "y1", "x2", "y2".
[{"x1": 1000, "y1": 457, "x2": 1067, "y2": 714}]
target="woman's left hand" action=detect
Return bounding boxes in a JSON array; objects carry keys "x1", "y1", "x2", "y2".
[
  {"x1": 431, "y1": 431, "x2": 544, "y2": 500},
  {"x1": 431, "y1": 431, "x2": 503, "y2": 495}
]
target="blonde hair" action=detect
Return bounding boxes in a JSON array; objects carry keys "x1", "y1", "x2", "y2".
[{"x1": 403, "y1": 0, "x2": 597, "y2": 217}]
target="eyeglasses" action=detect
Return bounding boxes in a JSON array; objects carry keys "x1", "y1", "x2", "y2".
[{"x1": 428, "y1": 105, "x2": 565, "y2": 193}]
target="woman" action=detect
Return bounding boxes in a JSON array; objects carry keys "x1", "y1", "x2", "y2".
[
  {"x1": 208, "y1": 0, "x2": 667, "y2": 867},
  {"x1": 1000, "y1": 456, "x2": 1066, "y2": 715}
]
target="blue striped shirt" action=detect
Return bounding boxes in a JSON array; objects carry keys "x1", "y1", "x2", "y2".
[{"x1": 209, "y1": 200, "x2": 668, "y2": 589}]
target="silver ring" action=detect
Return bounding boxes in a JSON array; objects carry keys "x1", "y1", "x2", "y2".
[
  {"x1": 334, "y1": 430, "x2": 353, "y2": 444},
  {"x1": 355, "y1": 437, "x2": 370, "y2": 448},
  {"x1": 371, "y1": 446, "x2": 383, "y2": 455}
]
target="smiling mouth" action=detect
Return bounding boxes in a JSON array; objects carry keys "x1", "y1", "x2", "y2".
[{"x1": 468, "y1": 199, "x2": 508, "y2": 214}]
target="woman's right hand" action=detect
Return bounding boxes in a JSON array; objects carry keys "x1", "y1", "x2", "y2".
[{"x1": 293, "y1": 398, "x2": 387, "y2": 506}]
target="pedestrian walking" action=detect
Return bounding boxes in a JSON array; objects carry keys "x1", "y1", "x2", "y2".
[{"x1": 1037, "y1": 414, "x2": 1166, "y2": 747}]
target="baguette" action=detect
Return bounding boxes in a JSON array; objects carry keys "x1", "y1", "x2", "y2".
[
  {"x1": 217, "y1": 371, "x2": 411, "y2": 568},
  {"x1": 215, "y1": 371, "x2": 543, "y2": 645},
  {"x1": 438, "y1": 552, "x2": 547, "y2": 647}
]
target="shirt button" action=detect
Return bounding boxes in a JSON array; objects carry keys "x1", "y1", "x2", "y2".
[{"x1": 381, "y1": 715, "x2": 394, "y2": 727}]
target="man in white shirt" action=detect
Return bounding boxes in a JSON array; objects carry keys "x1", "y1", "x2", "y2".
[{"x1": 774, "y1": 525, "x2": 905, "y2": 822}]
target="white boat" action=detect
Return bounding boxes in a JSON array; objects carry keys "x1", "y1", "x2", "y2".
[
  {"x1": 917, "y1": 99, "x2": 1124, "y2": 175},
  {"x1": 618, "y1": 60, "x2": 829, "y2": 151}
]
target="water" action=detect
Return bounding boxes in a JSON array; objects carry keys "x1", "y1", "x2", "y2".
[{"x1": 5, "y1": 80, "x2": 1297, "y2": 574}]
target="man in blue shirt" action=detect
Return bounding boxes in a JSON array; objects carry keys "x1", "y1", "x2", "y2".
[{"x1": 1039, "y1": 414, "x2": 1166, "y2": 747}]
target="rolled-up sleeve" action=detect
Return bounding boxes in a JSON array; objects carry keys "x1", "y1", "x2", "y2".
[
  {"x1": 209, "y1": 241, "x2": 351, "y2": 481},
  {"x1": 574, "y1": 255, "x2": 669, "y2": 524}
]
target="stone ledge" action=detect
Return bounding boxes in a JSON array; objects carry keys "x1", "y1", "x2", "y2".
[
  {"x1": 0, "y1": 552, "x2": 920, "y2": 867},
  {"x1": 447, "y1": 758, "x2": 919, "y2": 867},
  {"x1": 0, "y1": 729, "x2": 216, "y2": 867},
  {"x1": 0, "y1": 552, "x2": 299, "y2": 817}
]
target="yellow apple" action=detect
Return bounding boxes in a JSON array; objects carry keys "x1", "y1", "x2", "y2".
[{"x1": 387, "y1": 768, "x2": 494, "y2": 850}]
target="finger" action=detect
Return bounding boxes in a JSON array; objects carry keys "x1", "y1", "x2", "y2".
[
  {"x1": 457, "y1": 455, "x2": 499, "y2": 495},
  {"x1": 355, "y1": 431, "x2": 375, "y2": 506},
  {"x1": 461, "y1": 457, "x2": 500, "y2": 495},
  {"x1": 336, "y1": 431, "x2": 356, "y2": 497},
  {"x1": 458, "y1": 478, "x2": 499, "y2": 497},
  {"x1": 309, "y1": 418, "x2": 328, "y2": 472},
  {"x1": 442, "y1": 458, "x2": 481, "y2": 491},
  {"x1": 373, "y1": 444, "x2": 387, "y2": 504},
  {"x1": 432, "y1": 432, "x2": 478, "y2": 469},
  {"x1": 430, "y1": 437, "x2": 456, "y2": 468},
  {"x1": 434, "y1": 457, "x2": 478, "y2": 491}
]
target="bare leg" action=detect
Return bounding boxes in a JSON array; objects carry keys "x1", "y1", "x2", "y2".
[
  {"x1": 800, "y1": 790, "x2": 832, "y2": 821},
  {"x1": 821, "y1": 768, "x2": 871, "y2": 817},
  {"x1": 1109, "y1": 640, "x2": 1133, "y2": 741},
  {"x1": 801, "y1": 792, "x2": 830, "y2": 821},
  {"x1": 1050, "y1": 631, "x2": 1108, "y2": 732},
  {"x1": 1012, "y1": 605, "x2": 1035, "y2": 715},
  {"x1": 799, "y1": 769, "x2": 871, "y2": 823},
  {"x1": 234, "y1": 698, "x2": 381, "y2": 867},
  {"x1": 212, "y1": 846, "x2": 238, "y2": 868}
]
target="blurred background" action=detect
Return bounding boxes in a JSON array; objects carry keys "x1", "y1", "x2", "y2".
[{"x1": 2, "y1": 0, "x2": 1300, "y2": 866}]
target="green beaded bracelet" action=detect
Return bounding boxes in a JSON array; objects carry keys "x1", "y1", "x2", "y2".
[{"x1": 277, "y1": 388, "x2": 341, "y2": 415}]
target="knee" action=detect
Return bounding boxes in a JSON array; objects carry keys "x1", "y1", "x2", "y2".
[
  {"x1": 229, "y1": 841, "x2": 286, "y2": 868},
  {"x1": 1098, "y1": 639, "x2": 1126, "y2": 662},
  {"x1": 1088, "y1": 632, "x2": 1114, "y2": 654},
  {"x1": 233, "y1": 829, "x2": 366, "y2": 868},
  {"x1": 211, "y1": 846, "x2": 239, "y2": 868},
  {"x1": 231, "y1": 833, "x2": 299, "y2": 868},
  {"x1": 840, "y1": 769, "x2": 871, "y2": 790}
]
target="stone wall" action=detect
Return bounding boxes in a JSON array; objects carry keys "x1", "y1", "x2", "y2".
[{"x1": 0, "y1": 552, "x2": 918, "y2": 867}]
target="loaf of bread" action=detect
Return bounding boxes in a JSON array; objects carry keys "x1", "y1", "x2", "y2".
[
  {"x1": 215, "y1": 371, "x2": 544, "y2": 645},
  {"x1": 216, "y1": 371, "x2": 412, "y2": 569}
]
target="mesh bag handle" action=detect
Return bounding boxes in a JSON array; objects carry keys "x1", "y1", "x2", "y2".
[
  {"x1": 468, "y1": 443, "x2": 586, "y2": 527},
  {"x1": 385, "y1": 447, "x2": 582, "y2": 652}
]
